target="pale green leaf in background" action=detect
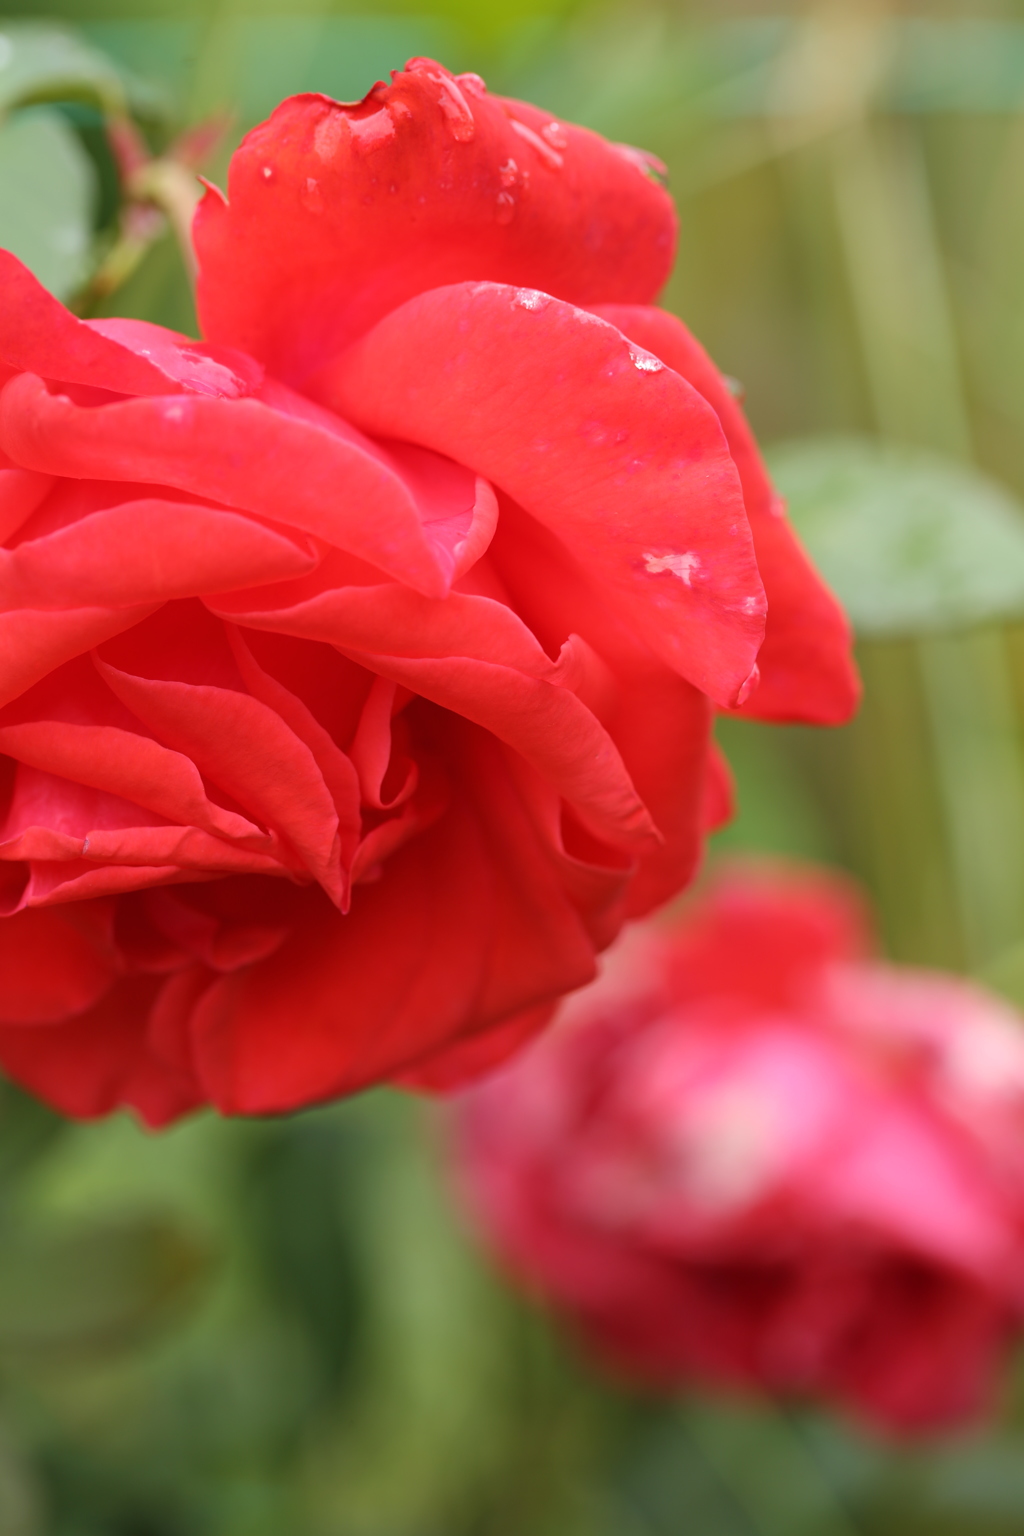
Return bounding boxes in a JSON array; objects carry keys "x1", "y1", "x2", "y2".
[
  {"x1": 0, "y1": 107, "x2": 95, "y2": 299},
  {"x1": 769, "y1": 436, "x2": 1024, "y2": 638},
  {"x1": 0, "y1": 22, "x2": 127, "y2": 117}
]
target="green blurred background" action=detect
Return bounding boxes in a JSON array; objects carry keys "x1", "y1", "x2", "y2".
[{"x1": 7, "y1": 0, "x2": 1024, "y2": 1530}]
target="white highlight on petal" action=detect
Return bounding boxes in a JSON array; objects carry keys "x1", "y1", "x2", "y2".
[{"x1": 643, "y1": 550, "x2": 700, "y2": 585}]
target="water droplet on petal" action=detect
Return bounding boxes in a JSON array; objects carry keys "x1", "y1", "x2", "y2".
[
  {"x1": 456, "y1": 71, "x2": 488, "y2": 98},
  {"x1": 429, "y1": 72, "x2": 476, "y2": 142},
  {"x1": 314, "y1": 112, "x2": 347, "y2": 161},
  {"x1": 630, "y1": 346, "x2": 665, "y2": 374},
  {"x1": 542, "y1": 121, "x2": 568, "y2": 150},
  {"x1": 513, "y1": 288, "x2": 551, "y2": 311},
  {"x1": 261, "y1": 165, "x2": 273, "y2": 180},
  {"x1": 509, "y1": 117, "x2": 563, "y2": 171},
  {"x1": 498, "y1": 157, "x2": 519, "y2": 189},
  {"x1": 496, "y1": 191, "x2": 516, "y2": 225},
  {"x1": 348, "y1": 107, "x2": 397, "y2": 154},
  {"x1": 303, "y1": 176, "x2": 324, "y2": 213}
]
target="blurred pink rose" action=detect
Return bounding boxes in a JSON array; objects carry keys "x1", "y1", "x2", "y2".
[{"x1": 453, "y1": 862, "x2": 1024, "y2": 1433}]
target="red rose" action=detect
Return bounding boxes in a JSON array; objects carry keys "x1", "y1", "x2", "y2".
[
  {"x1": 453, "y1": 863, "x2": 1024, "y2": 1432},
  {"x1": 0, "y1": 62, "x2": 856, "y2": 1124}
]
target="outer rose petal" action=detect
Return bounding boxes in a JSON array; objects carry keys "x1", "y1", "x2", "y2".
[
  {"x1": 0, "y1": 499, "x2": 317, "y2": 609},
  {"x1": 485, "y1": 496, "x2": 717, "y2": 905},
  {"x1": 0, "y1": 975, "x2": 202, "y2": 1126},
  {"x1": 592, "y1": 304, "x2": 859, "y2": 725},
  {"x1": 317, "y1": 282, "x2": 765, "y2": 706},
  {"x1": 194, "y1": 62, "x2": 676, "y2": 383},
  {"x1": 0, "y1": 374, "x2": 469, "y2": 600},
  {"x1": 398, "y1": 1001, "x2": 557, "y2": 1091},
  {"x1": 0, "y1": 251, "x2": 260, "y2": 400},
  {"x1": 0, "y1": 904, "x2": 117, "y2": 1022}
]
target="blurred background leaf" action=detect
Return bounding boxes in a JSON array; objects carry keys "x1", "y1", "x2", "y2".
[
  {"x1": 0, "y1": 107, "x2": 95, "y2": 299},
  {"x1": 770, "y1": 436, "x2": 1024, "y2": 638}
]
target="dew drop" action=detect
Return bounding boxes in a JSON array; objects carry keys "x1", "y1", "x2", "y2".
[
  {"x1": 542, "y1": 121, "x2": 568, "y2": 150},
  {"x1": 314, "y1": 112, "x2": 347, "y2": 161},
  {"x1": 509, "y1": 118, "x2": 563, "y2": 171},
  {"x1": 349, "y1": 108, "x2": 397, "y2": 154},
  {"x1": 496, "y1": 191, "x2": 516, "y2": 225},
  {"x1": 456, "y1": 71, "x2": 488, "y2": 98},
  {"x1": 434, "y1": 74, "x2": 476, "y2": 142},
  {"x1": 513, "y1": 288, "x2": 551, "y2": 311},
  {"x1": 630, "y1": 346, "x2": 665, "y2": 374},
  {"x1": 498, "y1": 157, "x2": 519, "y2": 189},
  {"x1": 303, "y1": 176, "x2": 324, "y2": 213},
  {"x1": 261, "y1": 165, "x2": 273, "y2": 180}
]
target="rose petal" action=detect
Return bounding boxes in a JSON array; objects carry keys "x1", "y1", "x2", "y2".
[
  {"x1": 194, "y1": 62, "x2": 676, "y2": 383},
  {"x1": 592, "y1": 304, "x2": 860, "y2": 725},
  {"x1": 316, "y1": 282, "x2": 765, "y2": 705},
  {"x1": 225, "y1": 625, "x2": 361, "y2": 883},
  {"x1": 0, "y1": 251, "x2": 187, "y2": 397},
  {"x1": 0, "y1": 903, "x2": 117, "y2": 1023},
  {"x1": 0, "y1": 720, "x2": 266, "y2": 844},
  {"x1": 191, "y1": 732, "x2": 600, "y2": 1113},
  {"x1": 0, "y1": 465, "x2": 54, "y2": 545},
  {"x1": 88, "y1": 317, "x2": 264, "y2": 399},
  {"x1": 95, "y1": 660, "x2": 344, "y2": 901},
  {"x1": 0, "y1": 374, "x2": 456, "y2": 599},
  {"x1": 0, "y1": 973, "x2": 203, "y2": 1125},
  {"x1": 397, "y1": 1000, "x2": 557, "y2": 1091},
  {"x1": 0, "y1": 605, "x2": 160, "y2": 710},
  {"x1": 0, "y1": 498, "x2": 318, "y2": 610},
  {"x1": 340, "y1": 647, "x2": 656, "y2": 853},
  {"x1": 207, "y1": 581, "x2": 557, "y2": 678}
]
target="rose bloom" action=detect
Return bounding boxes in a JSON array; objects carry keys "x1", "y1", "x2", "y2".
[
  {"x1": 0, "y1": 62, "x2": 855, "y2": 1124},
  {"x1": 453, "y1": 863, "x2": 1024, "y2": 1432}
]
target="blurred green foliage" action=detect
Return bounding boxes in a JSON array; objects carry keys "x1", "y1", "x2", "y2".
[{"x1": 7, "y1": 1, "x2": 1024, "y2": 1531}]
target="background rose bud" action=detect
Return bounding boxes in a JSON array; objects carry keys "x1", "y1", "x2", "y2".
[
  {"x1": 0, "y1": 62, "x2": 856, "y2": 1125},
  {"x1": 453, "y1": 862, "x2": 1024, "y2": 1433}
]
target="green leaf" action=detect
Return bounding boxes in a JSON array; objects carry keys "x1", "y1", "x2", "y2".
[
  {"x1": 766, "y1": 436, "x2": 1024, "y2": 637},
  {"x1": 0, "y1": 107, "x2": 95, "y2": 300},
  {"x1": 0, "y1": 23, "x2": 127, "y2": 117},
  {"x1": 0, "y1": 1216, "x2": 208, "y2": 1359}
]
